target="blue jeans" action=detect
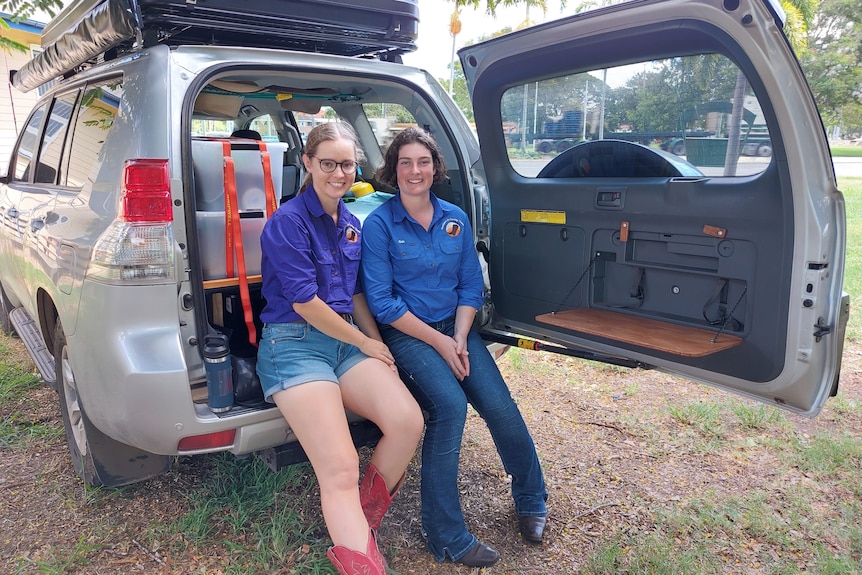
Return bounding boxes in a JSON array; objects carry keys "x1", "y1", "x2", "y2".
[{"x1": 380, "y1": 318, "x2": 547, "y2": 563}]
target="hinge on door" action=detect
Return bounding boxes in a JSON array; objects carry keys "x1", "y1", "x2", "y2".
[{"x1": 813, "y1": 317, "x2": 832, "y2": 342}]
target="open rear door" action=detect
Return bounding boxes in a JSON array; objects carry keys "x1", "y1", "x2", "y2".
[{"x1": 461, "y1": 0, "x2": 847, "y2": 416}]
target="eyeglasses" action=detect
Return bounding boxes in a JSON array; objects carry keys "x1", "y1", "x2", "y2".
[{"x1": 312, "y1": 157, "x2": 358, "y2": 174}]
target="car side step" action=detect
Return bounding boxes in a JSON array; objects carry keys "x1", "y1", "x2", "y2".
[{"x1": 8, "y1": 307, "x2": 56, "y2": 385}]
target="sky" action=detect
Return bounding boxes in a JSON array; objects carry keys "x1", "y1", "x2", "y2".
[{"x1": 403, "y1": 1, "x2": 583, "y2": 79}]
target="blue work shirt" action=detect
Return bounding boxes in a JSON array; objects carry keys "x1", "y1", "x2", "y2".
[
  {"x1": 361, "y1": 192, "x2": 484, "y2": 325},
  {"x1": 259, "y1": 188, "x2": 362, "y2": 324}
]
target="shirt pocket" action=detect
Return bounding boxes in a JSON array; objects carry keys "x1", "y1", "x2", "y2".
[
  {"x1": 392, "y1": 242, "x2": 422, "y2": 261},
  {"x1": 342, "y1": 243, "x2": 361, "y2": 293},
  {"x1": 313, "y1": 247, "x2": 336, "y2": 291},
  {"x1": 439, "y1": 239, "x2": 463, "y2": 265}
]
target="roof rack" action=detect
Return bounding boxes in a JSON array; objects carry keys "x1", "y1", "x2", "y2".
[{"x1": 12, "y1": 0, "x2": 419, "y2": 92}]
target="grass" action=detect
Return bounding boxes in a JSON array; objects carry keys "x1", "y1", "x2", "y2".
[
  {"x1": 831, "y1": 146, "x2": 862, "y2": 157},
  {"x1": 13, "y1": 535, "x2": 103, "y2": 575},
  {"x1": 841, "y1": 177, "x2": 862, "y2": 340},
  {"x1": 157, "y1": 454, "x2": 333, "y2": 574},
  {"x1": 0, "y1": 338, "x2": 61, "y2": 449}
]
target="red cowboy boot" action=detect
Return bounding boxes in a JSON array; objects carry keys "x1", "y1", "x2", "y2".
[
  {"x1": 326, "y1": 530, "x2": 387, "y2": 575},
  {"x1": 359, "y1": 464, "x2": 405, "y2": 531}
]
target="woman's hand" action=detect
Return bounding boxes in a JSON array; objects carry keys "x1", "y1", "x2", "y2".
[
  {"x1": 433, "y1": 332, "x2": 470, "y2": 381},
  {"x1": 359, "y1": 337, "x2": 397, "y2": 372}
]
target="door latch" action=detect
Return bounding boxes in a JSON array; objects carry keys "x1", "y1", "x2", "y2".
[{"x1": 813, "y1": 317, "x2": 832, "y2": 342}]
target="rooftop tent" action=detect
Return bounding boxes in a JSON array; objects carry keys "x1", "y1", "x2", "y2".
[{"x1": 12, "y1": 0, "x2": 419, "y2": 92}]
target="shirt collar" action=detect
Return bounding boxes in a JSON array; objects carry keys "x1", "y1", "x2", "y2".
[
  {"x1": 301, "y1": 186, "x2": 349, "y2": 227},
  {"x1": 392, "y1": 192, "x2": 445, "y2": 225}
]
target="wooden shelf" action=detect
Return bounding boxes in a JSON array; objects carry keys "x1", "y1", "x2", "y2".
[
  {"x1": 203, "y1": 275, "x2": 262, "y2": 290},
  {"x1": 536, "y1": 308, "x2": 742, "y2": 358}
]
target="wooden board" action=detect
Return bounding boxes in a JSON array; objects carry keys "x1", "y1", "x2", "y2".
[
  {"x1": 536, "y1": 308, "x2": 742, "y2": 357},
  {"x1": 203, "y1": 275, "x2": 262, "y2": 290}
]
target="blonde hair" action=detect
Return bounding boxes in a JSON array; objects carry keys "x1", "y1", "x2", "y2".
[{"x1": 299, "y1": 122, "x2": 365, "y2": 194}]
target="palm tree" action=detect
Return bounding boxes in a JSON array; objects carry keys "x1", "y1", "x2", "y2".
[{"x1": 724, "y1": 0, "x2": 816, "y2": 173}]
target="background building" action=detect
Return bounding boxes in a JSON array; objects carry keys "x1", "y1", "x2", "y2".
[{"x1": 1, "y1": 15, "x2": 47, "y2": 173}]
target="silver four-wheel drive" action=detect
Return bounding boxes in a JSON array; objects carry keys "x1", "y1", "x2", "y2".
[{"x1": 0, "y1": 0, "x2": 847, "y2": 487}]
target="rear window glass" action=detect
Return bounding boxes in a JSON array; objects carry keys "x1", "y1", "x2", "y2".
[
  {"x1": 66, "y1": 77, "x2": 124, "y2": 188},
  {"x1": 13, "y1": 103, "x2": 48, "y2": 182},
  {"x1": 502, "y1": 53, "x2": 773, "y2": 179},
  {"x1": 35, "y1": 93, "x2": 77, "y2": 184}
]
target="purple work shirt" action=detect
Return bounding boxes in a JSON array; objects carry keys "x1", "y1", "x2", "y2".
[{"x1": 259, "y1": 188, "x2": 362, "y2": 324}]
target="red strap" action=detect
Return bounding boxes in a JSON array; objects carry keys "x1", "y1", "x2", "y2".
[
  {"x1": 256, "y1": 141, "x2": 278, "y2": 218},
  {"x1": 220, "y1": 140, "x2": 258, "y2": 347},
  {"x1": 222, "y1": 141, "x2": 237, "y2": 279}
]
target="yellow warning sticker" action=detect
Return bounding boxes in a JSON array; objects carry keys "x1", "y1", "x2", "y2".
[{"x1": 520, "y1": 210, "x2": 566, "y2": 224}]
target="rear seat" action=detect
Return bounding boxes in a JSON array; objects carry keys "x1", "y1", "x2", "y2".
[{"x1": 281, "y1": 124, "x2": 304, "y2": 201}]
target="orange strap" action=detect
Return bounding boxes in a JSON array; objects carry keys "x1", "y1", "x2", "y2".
[
  {"x1": 256, "y1": 141, "x2": 278, "y2": 218},
  {"x1": 221, "y1": 140, "x2": 258, "y2": 347}
]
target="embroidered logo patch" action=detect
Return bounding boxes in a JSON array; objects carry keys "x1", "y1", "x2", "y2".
[
  {"x1": 443, "y1": 218, "x2": 464, "y2": 237},
  {"x1": 345, "y1": 224, "x2": 360, "y2": 242}
]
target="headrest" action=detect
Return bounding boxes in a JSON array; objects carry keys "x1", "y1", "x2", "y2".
[{"x1": 231, "y1": 129, "x2": 262, "y2": 140}]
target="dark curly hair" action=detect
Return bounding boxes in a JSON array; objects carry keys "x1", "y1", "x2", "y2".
[{"x1": 375, "y1": 126, "x2": 447, "y2": 188}]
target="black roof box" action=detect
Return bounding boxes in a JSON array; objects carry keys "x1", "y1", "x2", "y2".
[{"x1": 12, "y1": 0, "x2": 418, "y2": 92}]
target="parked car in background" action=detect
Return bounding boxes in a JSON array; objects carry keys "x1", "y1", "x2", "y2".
[{"x1": 0, "y1": 0, "x2": 847, "y2": 487}]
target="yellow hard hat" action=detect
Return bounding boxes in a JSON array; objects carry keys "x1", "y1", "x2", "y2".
[{"x1": 350, "y1": 181, "x2": 374, "y2": 198}]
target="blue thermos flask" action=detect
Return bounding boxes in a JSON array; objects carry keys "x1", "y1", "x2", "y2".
[{"x1": 203, "y1": 333, "x2": 233, "y2": 413}]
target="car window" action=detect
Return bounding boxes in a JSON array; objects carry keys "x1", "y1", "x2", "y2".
[
  {"x1": 248, "y1": 115, "x2": 280, "y2": 141},
  {"x1": 13, "y1": 103, "x2": 49, "y2": 182},
  {"x1": 362, "y1": 103, "x2": 417, "y2": 153},
  {"x1": 503, "y1": 53, "x2": 773, "y2": 178},
  {"x1": 65, "y1": 77, "x2": 124, "y2": 188},
  {"x1": 34, "y1": 93, "x2": 78, "y2": 184}
]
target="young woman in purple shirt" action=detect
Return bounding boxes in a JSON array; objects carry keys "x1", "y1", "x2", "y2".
[
  {"x1": 361, "y1": 127, "x2": 548, "y2": 568},
  {"x1": 256, "y1": 123, "x2": 423, "y2": 575}
]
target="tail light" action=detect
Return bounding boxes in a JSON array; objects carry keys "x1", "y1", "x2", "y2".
[
  {"x1": 120, "y1": 159, "x2": 173, "y2": 223},
  {"x1": 87, "y1": 159, "x2": 176, "y2": 284}
]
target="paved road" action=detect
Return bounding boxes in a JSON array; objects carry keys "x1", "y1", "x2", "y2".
[{"x1": 833, "y1": 157, "x2": 862, "y2": 178}]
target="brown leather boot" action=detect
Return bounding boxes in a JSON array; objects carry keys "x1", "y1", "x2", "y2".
[
  {"x1": 359, "y1": 464, "x2": 405, "y2": 531},
  {"x1": 326, "y1": 530, "x2": 386, "y2": 575}
]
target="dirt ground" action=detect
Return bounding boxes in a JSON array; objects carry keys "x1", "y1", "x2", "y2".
[{"x1": 2, "y1": 336, "x2": 860, "y2": 574}]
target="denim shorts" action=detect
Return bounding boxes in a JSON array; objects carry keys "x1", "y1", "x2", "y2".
[{"x1": 256, "y1": 321, "x2": 369, "y2": 403}]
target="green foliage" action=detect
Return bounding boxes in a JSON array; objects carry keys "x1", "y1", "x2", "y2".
[
  {"x1": 0, "y1": 0, "x2": 64, "y2": 20},
  {"x1": 667, "y1": 401, "x2": 726, "y2": 438},
  {"x1": 800, "y1": 0, "x2": 862, "y2": 127},
  {"x1": 0, "y1": 340, "x2": 59, "y2": 448},
  {"x1": 841, "y1": 177, "x2": 862, "y2": 340},
  {"x1": 449, "y1": 0, "x2": 555, "y2": 16},
  {"x1": 165, "y1": 454, "x2": 330, "y2": 572},
  {"x1": 13, "y1": 535, "x2": 102, "y2": 574},
  {"x1": 438, "y1": 60, "x2": 474, "y2": 122},
  {"x1": 730, "y1": 400, "x2": 786, "y2": 429}
]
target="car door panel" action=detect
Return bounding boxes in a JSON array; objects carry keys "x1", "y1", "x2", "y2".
[{"x1": 461, "y1": 0, "x2": 844, "y2": 415}]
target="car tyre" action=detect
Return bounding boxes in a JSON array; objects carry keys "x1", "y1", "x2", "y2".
[{"x1": 54, "y1": 322, "x2": 172, "y2": 487}]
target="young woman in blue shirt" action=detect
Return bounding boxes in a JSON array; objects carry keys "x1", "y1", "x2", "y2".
[
  {"x1": 361, "y1": 127, "x2": 548, "y2": 568},
  {"x1": 256, "y1": 123, "x2": 423, "y2": 575}
]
